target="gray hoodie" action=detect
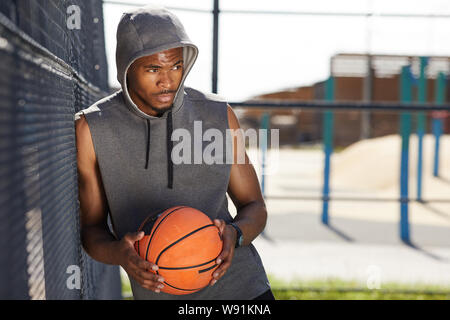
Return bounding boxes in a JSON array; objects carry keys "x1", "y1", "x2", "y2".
[
  {"x1": 115, "y1": 5, "x2": 199, "y2": 189},
  {"x1": 76, "y1": 5, "x2": 270, "y2": 300}
]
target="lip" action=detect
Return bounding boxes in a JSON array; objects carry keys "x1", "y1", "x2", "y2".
[{"x1": 156, "y1": 93, "x2": 174, "y2": 103}]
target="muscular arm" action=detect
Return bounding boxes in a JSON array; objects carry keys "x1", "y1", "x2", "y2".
[
  {"x1": 75, "y1": 114, "x2": 164, "y2": 292},
  {"x1": 75, "y1": 114, "x2": 119, "y2": 264},
  {"x1": 226, "y1": 105, "x2": 267, "y2": 245},
  {"x1": 211, "y1": 105, "x2": 268, "y2": 284}
]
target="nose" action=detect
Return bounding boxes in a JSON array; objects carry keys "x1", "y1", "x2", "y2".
[{"x1": 157, "y1": 71, "x2": 172, "y2": 90}]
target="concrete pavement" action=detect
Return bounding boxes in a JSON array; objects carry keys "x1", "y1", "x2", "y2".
[{"x1": 241, "y1": 140, "x2": 450, "y2": 288}]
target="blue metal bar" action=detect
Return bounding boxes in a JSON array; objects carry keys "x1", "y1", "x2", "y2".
[
  {"x1": 416, "y1": 57, "x2": 428, "y2": 201},
  {"x1": 417, "y1": 129, "x2": 424, "y2": 201},
  {"x1": 322, "y1": 143, "x2": 332, "y2": 225},
  {"x1": 400, "y1": 66, "x2": 412, "y2": 243},
  {"x1": 266, "y1": 195, "x2": 450, "y2": 203},
  {"x1": 321, "y1": 77, "x2": 335, "y2": 225},
  {"x1": 432, "y1": 119, "x2": 442, "y2": 177},
  {"x1": 229, "y1": 101, "x2": 450, "y2": 111},
  {"x1": 433, "y1": 72, "x2": 446, "y2": 177},
  {"x1": 260, "y1": 112, "x2": 270, "y2": 198},
  {"x1": 212, "y1": 0, "x2": 220, "y2": 93}
]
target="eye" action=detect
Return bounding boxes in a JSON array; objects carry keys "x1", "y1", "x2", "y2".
[
  {"x1": 172, "y1": 65, "x2": 183, "y2": 71},
  {"x1": 147, "y1": 68, "x2": 158, "y2": 73}
]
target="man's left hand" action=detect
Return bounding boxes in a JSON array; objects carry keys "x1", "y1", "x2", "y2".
[{"x1": 210, "y1": 219, "x2": 237, "y2": 286}]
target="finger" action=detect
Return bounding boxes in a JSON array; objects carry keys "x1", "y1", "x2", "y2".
[
  {"x1": 214, "y1": 219, "x2": 225, "y2": 234},
  {"x1": 135, "y1": 275, "x2": 165, "y2": 292},
  {"x1": 210, "y1": 259, "x2": 231, "y2": 287},
  {"x1": 216, "y1": 246, "x2": 229, "y2": 265},
  {"x1": 131, "y1": 254, "x2": 158, "y2": 272},
  {"x1": 128, "y1": 255, "x2": 163, "y2": 281},
  {"x1": 215, "y1": 244, "x2": 235, "y2": 276},
  {"x1": 124, "y1": 231, "x2": 145, "y2": 244},
  {"x1": 213, "y1": 259, "x2": 231, "y2": 280},
  {"x1": 216, "y1": 233, "x2": 233, "y2": 263},
  {"x1": 132, "y1": 266, "x2": 165, "y2": 283},
  {"x1": 209, "y1": 264, "x2": 221, "y2": 286},
  {"x1": 141, "y1": 280, "x2": 165, "y2": 292}
]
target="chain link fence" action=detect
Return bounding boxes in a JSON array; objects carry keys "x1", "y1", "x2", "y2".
[{"x1": 0, "y1": 0, "x2": 121, "y2": 299}]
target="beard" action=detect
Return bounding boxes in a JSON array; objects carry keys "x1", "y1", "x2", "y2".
[
  {"x1": 127, "y1": 79, "x2": 177, "y2": 117},
  {"x1": 148, "y1": 103, "x2": 173, "y2": 117},
  {"x1": 148, "y1": 89, "x2": 176, "y2": 116}
]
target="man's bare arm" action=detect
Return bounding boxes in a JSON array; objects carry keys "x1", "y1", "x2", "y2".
[
  {"x1": 75, "y1": 114, "x2": 164, "y2": 292},
  {"x1": 211, "y1": 105, "x2": 268, "y2": 284},
  {"x1": 225, "y1": 105, "x2": 267, "y2": 245},
  {"x1": 76, "y1": 114, "x2": 117, "y2": 263}
]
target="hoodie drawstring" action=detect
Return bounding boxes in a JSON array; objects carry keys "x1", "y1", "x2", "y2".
[
  {"x1": 166, "y1": 111, "x2": 174, "y2": 189},
  {"x1": 145, "y1": 119, "x2": 151, "y2": 169},
  {"x1": 144, "y1": 112, "x2": 174, "y2": 190}
]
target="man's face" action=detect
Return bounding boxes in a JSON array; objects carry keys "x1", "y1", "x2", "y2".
[{"x1": 127, "y1": 47, "x2": 184, "y2": 117}]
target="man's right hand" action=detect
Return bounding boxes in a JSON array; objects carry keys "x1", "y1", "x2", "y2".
[{"x1": 117, "y1": 231, "x2": 165, "y2": 293}]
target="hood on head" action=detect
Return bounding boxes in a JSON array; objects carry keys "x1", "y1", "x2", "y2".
[
  {"x1": 115, "y1": 5, "x2": 198, "y2": 189},
  {"x1": 116, "y1": 4, "x2": 198, "y2": 119}
]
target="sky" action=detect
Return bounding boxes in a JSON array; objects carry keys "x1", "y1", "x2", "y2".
[{"x1": 102, "y1": 0, "x2": 450, "y2": 101}]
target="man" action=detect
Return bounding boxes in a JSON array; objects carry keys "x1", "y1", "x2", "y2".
[{"x1": 75, "y1": 5, "x2": 273, "y2": 300}]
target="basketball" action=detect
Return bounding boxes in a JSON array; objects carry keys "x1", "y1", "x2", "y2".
[{"x1": 134, "y1": 206, "x2": 223, "y2": 295}]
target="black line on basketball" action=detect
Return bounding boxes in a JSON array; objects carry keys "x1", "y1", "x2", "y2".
[
  {"x1": 198, "y1": 264, "x2": 218, "y2": 274},
  {"x1": 158, "y1": 257, "x2": 217, "y2": 271},
  {"x1": 155, "y1": 224, "x2": 215, "y2": 267},
  {"x1": 163, "y1": 280, "x2": 206, "y2": 292},
  {"x1": 144, "y1": 206, "x2": 187, "y2": 263},
  {"x1": 138, "y1": 207, "x2": 169, "y2": 234}
]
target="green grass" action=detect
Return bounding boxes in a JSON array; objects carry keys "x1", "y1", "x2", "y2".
[
  {"x1": 121, "y1": 273, "x2": 450, "y2": 300},
  {"x1": 268, "y1": 275, "x2": 450, "y2": 300},
  {"x1": 121, "y1": 273, "x2": 133, "y2": 300}
]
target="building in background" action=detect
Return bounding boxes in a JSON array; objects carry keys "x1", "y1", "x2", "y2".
[{"x1": 240, "y1": 54, "x2": 450, "y2": 148}]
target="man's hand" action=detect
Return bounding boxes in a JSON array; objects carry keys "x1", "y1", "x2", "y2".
[
  {"x1": 117, "y1": 231, "x2": 165, "y2": 293},
  {"x1": 210, "y1": 219, "x2": 237, "y2": 286}
]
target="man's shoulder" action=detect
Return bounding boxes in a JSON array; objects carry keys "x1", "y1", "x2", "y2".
[
  {"x1": 74, "y1": 90, "x2": 123, "y2": 121},
  {"x1": 184, "y1": 87, "x2": 228, "y2": 104}
]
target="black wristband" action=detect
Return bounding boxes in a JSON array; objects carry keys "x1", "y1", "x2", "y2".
[{"x1": 228, "y1": 222, "x2": 243, "y2": 248}]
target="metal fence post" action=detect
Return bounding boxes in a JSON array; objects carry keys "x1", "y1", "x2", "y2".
[
  {"x1": 212, "y1": 0, "x2": 219, "y2": 94},
  {"x1": 433, "y1": 72, "x2": 446, "y2": 177},
  {"x1": 321, "y1": 76, "x2": 335, "y2": 225},
  {"x1": 416, "y1": 57, "x2": 428, "y2": 201},
  {"x1": 260, "y1": 112, "x2": 270, "y2": 198},
  {"x1": 400, "y1": 65, "x2": 412, "y2": 243}
]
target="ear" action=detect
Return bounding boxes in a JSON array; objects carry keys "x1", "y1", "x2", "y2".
[
  {"x1": 125, "y1": 73, "x2": 130, "y2": 89},
  {"x1": 126, "y1": 60, "x2": 138, "y2": 81},
  {"x1": 126, "y1": 67, "x2": 134, "y2": 87}
]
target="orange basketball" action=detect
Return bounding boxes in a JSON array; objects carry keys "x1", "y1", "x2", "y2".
[{"x1": 134, "y1": 206, "x2": 223, "y2": 295}]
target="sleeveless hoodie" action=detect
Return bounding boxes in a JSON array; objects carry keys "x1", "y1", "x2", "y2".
[{"x1": 75, "y1": 5, "x2": 270, "y2": 300}]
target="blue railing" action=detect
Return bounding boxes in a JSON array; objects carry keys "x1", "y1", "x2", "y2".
[{"x1": 229, "y1": 67, "x2": 449, "y2": 244}]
